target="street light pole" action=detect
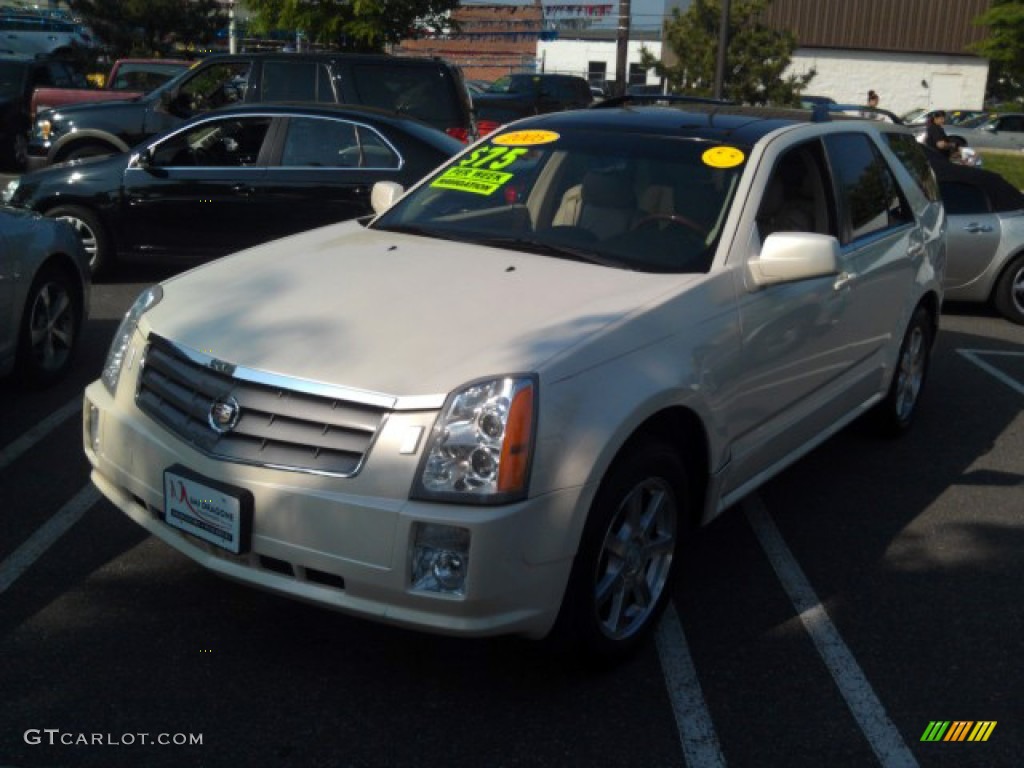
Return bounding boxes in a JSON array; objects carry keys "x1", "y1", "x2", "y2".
[{"x1": 615, "y1": 0, "x2": 631, "y2": 96}]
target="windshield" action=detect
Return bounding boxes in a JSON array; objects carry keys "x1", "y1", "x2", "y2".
[
  {"x1": 372, "y1": 127, "x2": 745, "y2": 273},
  {"x1": 959, "y1": 114, "x2": 997, "y2": 130}
]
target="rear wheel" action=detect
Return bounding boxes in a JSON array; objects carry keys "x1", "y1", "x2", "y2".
[
  {"x1": 15, "y1": 263, "x2": 81, "y2": 387},
  {"x1": 548, "y1": 441, "x2": 689, "y2": 662},
  {"x1": 992, "y1": 253, "x2": 1024, "y2": 325},
  {"x1": 872, "y1": 306, "x2": 933, "y2": 436},
  {"x1": 45, "y1": 205, "x2": 113, "y2": 277}
]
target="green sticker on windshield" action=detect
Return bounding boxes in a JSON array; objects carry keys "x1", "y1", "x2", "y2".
[{"x1": 431, "y1": 166, "x2": 514, "y2": 195}]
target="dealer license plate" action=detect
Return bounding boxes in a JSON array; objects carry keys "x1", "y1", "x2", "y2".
[{"x1": 163, "y1": 466, "x2": 253, "y2": 554}]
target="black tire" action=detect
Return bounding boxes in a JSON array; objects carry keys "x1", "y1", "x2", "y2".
[
  {"x1": 15, "y1": 263, "x2": 82, "y2": 387},
  {"x1": 547, "y1": 441, "x2": 690, "y2": 663},
  {"x1": 60, "y1": 141, "x2": 117, "y2": 163},
  {"x1": 992, "y1": 253, "x2": 1024, "y2": 325},
  {"x1": 45, "y1": 205, "x2": 113, "y2": 277},
  {"x1": 872, "y1": 305, "x2": 934, "y2": 437}
]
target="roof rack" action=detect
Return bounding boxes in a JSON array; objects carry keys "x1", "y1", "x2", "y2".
[
  {"x1": 820, "y1": 104, "x2": 904, "y2": 125},
  {"x1": 591, "y1": 93, "x2": 736, "y2": 110}
]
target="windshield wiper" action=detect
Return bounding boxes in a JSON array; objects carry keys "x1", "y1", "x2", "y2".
[{"x1": 470, "y1": 235, "x2": 624, "y2": 267}]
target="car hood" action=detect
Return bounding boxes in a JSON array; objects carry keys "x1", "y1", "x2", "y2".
[{"x1": 144, "y1": 220, "x2": 685, "y2": 400}]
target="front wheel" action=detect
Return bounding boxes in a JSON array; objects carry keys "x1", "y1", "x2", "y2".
[
  {"x1": 872, "y1": 306, "x2": 934, "y2": 437},
  {"x1": 992, "y1": 253, "x2": 1024, "y2": 325},
  {"x1": 548, "y1": 441, "x2": 689, "y2": 662},
  {"x1": 15, "y1": 264, "x2": 82, "y2": 387}
]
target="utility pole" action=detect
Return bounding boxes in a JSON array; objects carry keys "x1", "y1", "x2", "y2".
[
  {"x1": 615, "y1": 0, "x2": 631, "y2": 97},
  {"x1": 713, "y1": 0, "x2": 730, "y2": 99}
]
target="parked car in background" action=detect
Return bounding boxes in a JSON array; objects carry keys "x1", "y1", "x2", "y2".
[
  {"x1": 81, "y1": 104, "x2": 943, "y2": 661},
  {"x1": 0, "y1": 12, "x2": 95, "y2": 56},
  {"x1": 472, "y1": 73, "x2": 592, "y2": 126},
  {"x1": 0, "y1": 206, "x2": 89, "y2": 386},
  {"x1": 927, "y1": 112, "x2": 1024, "y2": 150},
  {"x1": 0, "y1": 53, "x2": 88, "y2": 169},
  {"x1": 31, "y1": 57, "x2": 192, "y2": 117},
  {"x1": 926, "y1": 148, "x2": 1024, "y2": 323},
  {"x1": 901, "y1": 108, "x2": 986, "y2": 126},
  {"x1": 6, "y1": 103, "x2": 462, "y2": 276},
  {"x1": 27, "y1": 52, "x2": 477, "y2": 169}
]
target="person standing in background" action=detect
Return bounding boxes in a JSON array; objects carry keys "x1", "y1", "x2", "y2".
[{"x1": 925, "y1": 110, "x2": 958, "y2": 159}]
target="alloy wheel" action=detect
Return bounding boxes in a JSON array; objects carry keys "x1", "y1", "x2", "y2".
[
  {"x1": 28, "y1": 280, "x2": 75, "y2": 373},
  {"x1": 593, "y1": 477, "x2": 677, "y2": 640}
]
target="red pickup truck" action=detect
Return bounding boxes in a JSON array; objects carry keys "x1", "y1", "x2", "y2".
[{"x1": 31, "y1": 58, "x2": 191, "y2": 117}]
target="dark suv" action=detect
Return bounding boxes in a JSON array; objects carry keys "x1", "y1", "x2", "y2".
[
  {"x1": 0, "y1": 53, "x2": 87, "y2": 169},
  {"x1": 27, "y1": 52, "x2": 476, "y2": 169},
  {"x1": 472, "y1": 73, "x2": 593, "y2": 126}
]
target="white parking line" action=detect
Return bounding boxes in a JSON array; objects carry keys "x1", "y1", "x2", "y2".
[
  {"x1": 656, "y1": 603, "x2": 727, "y2": 768},
  {"x1": 743, "y1": 496, "x2": 918, "y2": 768},
  {"x1": 0, "y1": 397, "x2": 81, "y2": 471},
  {"x1": 957, "y1": 349, "x2": 1024, "y2": 396},
  {"x1": 0, "y1": 483, "x2": 100, "y2": 596}
]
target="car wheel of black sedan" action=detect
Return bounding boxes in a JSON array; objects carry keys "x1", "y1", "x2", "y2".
[
  {"x1": 872, "y1": 305, "x2": 934, "y2": 437},
  {"x1": 549, "y1": 441, "x2": 689, "y2": 663},
  {"x1": 993, "y1": 253, "x2": 1024, "y2": 325},
  {"x1": 15, "y1": 263, "x2": 81, "y2": 387},
  {"x1": 46, "y1": 205, "x2": 113, "y2": 277}
]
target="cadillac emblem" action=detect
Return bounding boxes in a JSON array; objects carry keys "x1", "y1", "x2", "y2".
[{"x1": 208, "y1": 395, "x2": 241, "y2": 434}]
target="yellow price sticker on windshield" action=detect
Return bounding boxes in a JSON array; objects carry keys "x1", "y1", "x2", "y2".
[
  {"x1": 431, "y1": 166, "x2": 513, "y2": 195},
  {"x1": 492, "y1": 130, "x2": 560, "y2": 146},
  {"x1": 702, "y1": 146, "x2": 745, "y2": 169}
]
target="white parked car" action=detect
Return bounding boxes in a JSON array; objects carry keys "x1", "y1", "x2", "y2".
[{"x1": 83, "y1": 106, "x2": 945, "y2": 659}]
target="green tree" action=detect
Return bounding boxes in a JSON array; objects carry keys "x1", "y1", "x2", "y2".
[
  {"x1": 640, "y1": 0, "x2": 814, "y2": 106},
  {"x1": 69, "y1": 0, "x2": 226, "y2": 58},
  {"x1": 970, "y1": 1, "x2": 1024, "y2": 104},
  {"x1": 244, "y1": 0, "x2": 460, "y2": 53}
]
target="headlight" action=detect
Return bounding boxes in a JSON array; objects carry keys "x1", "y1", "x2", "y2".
[
  {"x1": 35, "y1": 118, "x2": 60, "y2": 142},
  {"x1": 2, "y1": 179, "x2": 18, "y2": 204},
  {"x1": 101, "y1": 285, "x2": 163, "y2": 395},
  {"x1": 412, "y1": 375, "x2": 536, "y2": 504}
]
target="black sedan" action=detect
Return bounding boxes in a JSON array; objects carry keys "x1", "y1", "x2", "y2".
[{"x1": 3, "y1": 103, "x2": 463, "y2": 275}]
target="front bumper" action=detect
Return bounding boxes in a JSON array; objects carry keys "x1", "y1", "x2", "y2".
[{"x1": 82, "y1": 379, "x2": 581, "y2": 639}]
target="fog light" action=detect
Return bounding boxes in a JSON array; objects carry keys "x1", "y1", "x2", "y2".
[
  {"x1": 411, "y1": 523, "x2": 470, "y2": 596},
  {"x1": 86, "y1": 400, "x2": 101, "y2": 453}
]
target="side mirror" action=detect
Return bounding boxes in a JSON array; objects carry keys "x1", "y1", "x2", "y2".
[
  {"x1": 371, "y1": 181, "x2": 404, "y2": 215},
  {"x1": 135, "y1": 148, "x2": 153, "y2": 169},
  {"x1": 748, "y1": 232, "x2": 840, "y2": 288}
]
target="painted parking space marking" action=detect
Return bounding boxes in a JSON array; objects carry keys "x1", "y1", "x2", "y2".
[
  {"x1": 0, "y1": 483, "x2": 100, "y2": 596},
  {"x1": 0, "y1": 397, "x2": 81, "y2": 471},
  {"x1": 656, "y1": 603, "x2": 727, "y2": 768},
  {"x1": 956, "y1": 349, "x2": 1024, "y2": 396},
  {"x1": 743, "y1": 496, "x2": 919, "y2": 768}
]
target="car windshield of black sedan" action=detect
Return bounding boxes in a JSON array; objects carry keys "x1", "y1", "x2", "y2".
[{"x1": 372, "y1": 129, "x2": 745, "y2": 273}]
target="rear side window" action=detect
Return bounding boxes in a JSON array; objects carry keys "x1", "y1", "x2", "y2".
[
  {"x1": 349, "y1": 64, "x2": 461, "y2": 132},
  {"x1": 260, "y1": 60, "x2": 317, "y2": 102},
  {"x1": 882, "y1": 132, "x2": 940, "y2": 202},
  {"x1": 824, "y1": 133, "x2": 913, "y2": 243},
  {"x1": 280, "y1": 117, "x2": 399, "y2": 169}
]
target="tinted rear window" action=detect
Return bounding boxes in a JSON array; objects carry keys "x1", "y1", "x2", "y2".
[{"x1": 348, "y1": 64, "x2": 462, "y2": 131}]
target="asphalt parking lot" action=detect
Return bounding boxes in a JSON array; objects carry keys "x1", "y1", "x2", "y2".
[{"x1": 0, "y1": 261, "x2": 1020, "y2": 767}]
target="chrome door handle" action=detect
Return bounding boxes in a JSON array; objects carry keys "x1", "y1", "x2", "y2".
[
  {"x1": 963, "y1": 223, "x2": 994, "y2": 233},
  {"x1": 834, "y1": 271, "x2": 857, "y2": 291}
]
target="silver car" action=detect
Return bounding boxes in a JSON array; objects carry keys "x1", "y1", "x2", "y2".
[
  {"x1": 929, "y1": 151, "x2": 1024, "y2": 323},
  {"x1": 941, "y1": 112, "x2": 1024, "y2": 151},
  {"x1": 0, "y1": 206, "x2": 90, "y2": 385},
  {"x1": 82, "y1": 106, "x2": 944, "y2": 660}
]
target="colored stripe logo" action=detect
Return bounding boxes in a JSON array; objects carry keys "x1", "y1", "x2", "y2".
[{"x1": 920, "y1": 721, "x2": 997, "y2": 742}]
